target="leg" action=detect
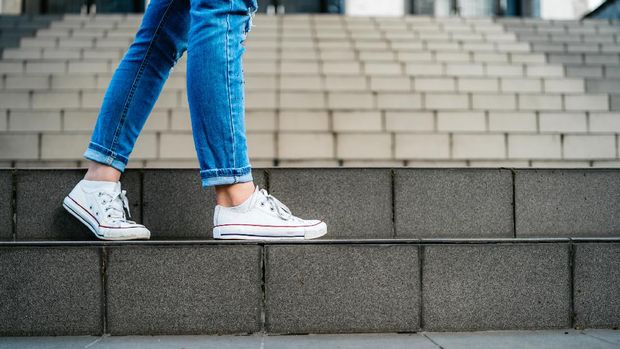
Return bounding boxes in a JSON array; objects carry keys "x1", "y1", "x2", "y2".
[
  {"x1": 186, "y1": 0, "x2": 258, "y2": 194},
  {"x1": 83, "y1": 0, "x2": 191, "y2": 179}
]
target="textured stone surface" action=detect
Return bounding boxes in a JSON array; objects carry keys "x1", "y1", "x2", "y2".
[
  {"x1": 394, "y1": 169, "x2": 514, "y2": 238},
  {"x1": 515, "y1": 170, "x2": 620, "y2": 237},
  {"x1": 574, "y1": 243, "x2": 620, "y2": 328},
  {"x1": 15, "y1": 169, "x2": 142, "y2": 240},
  {"x1": 423, "y1": 243, "x2": 570, "y2": 331},
  {"x1": 0, "y1": 246, "x2": 103, "y2": 335},
  {"x1": 267, "y1": 168, "x2": 393, "y2": 239},
  {"x1": 106, "y1": 245, "x2": 262, "y2": 335},
  {"x1": 0, "y1": 170, "x2": 12, "y2": 240},
  {"x1": 265, "y1": 244, "x2": 419, "y2": 334},
  {"x1": 142, "y1": 169, "x2": 265, "y2": 239}
]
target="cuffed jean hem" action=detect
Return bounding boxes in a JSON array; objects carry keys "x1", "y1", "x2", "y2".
[
  {"x1": 200, "y1": 166, "x2": 253, "y2": 187},
  {"x1": 83, "y1": 143, "x2": 129, "y2": 173}
]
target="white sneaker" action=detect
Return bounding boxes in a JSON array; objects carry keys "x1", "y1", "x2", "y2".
[
  {"x1": 63, "y1": 179, "x2": 150, "y2": 241},
  {"x1": 213, "y1": 185, "x2": 327, "y2": 240}
]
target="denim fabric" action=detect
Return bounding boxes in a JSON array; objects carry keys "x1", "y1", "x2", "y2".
[{"x1": 84, "y1": 0, "x2": 258, "y2": 187}]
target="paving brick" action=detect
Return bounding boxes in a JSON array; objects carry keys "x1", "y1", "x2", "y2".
[
  {"x1": 453, "y1": 134, "x2": 506, "y2": 159},
  {"x1": 385, "y1": 111, "x2": 434, "y2": 131},
  {"x1": 278, "y1": 133, "x2": 333, "y2": 159},
  {"x1": 530, "y1": 161, "x2": 591, "y2": 168},
  {"x1": 437, "y1": 111, "x2": 485, "y2": 132},
  {"x1": 142, "y1": 168, "x2": 265, "y2": 239},
  {"x1": 395, "y1": 134, "x2": 450, "y2": 159},
  {"x1": 563, "y1": 135, "x2": 616, "y2": 159},
  {"x1": 4, "y1": 75, "x2": 49, "y2": 90},
  {"x1": 158, "y1": 133, "x2": 193, "y2": 159},
  {"x1": 265, "y1": 244, "x2": 419, "y2": 333},
  {"x1": 526, "y1": 65, "x2": 564, "y2": 78},
  {"x1": 8, "y1": 110, "x2": 61, "y2": 132},
  {"x1": 15, "y1": 169, "x2": 141, "y2": 240},
  {"x1": 0, "y1": 134, "x2": 39, "y2": 160},
  {"x1": 574, "y1": 243, "x2": 620, "y2": 328},
  {"x1": 508, "y1": 135, "x2": 562, "y2": 159},
  {"x1": 469, "y1": 160, "x2": 529, "y2": 167},
  {"x1": 364, "y1": 62, "x2": 403, "y2": 75},
  {"x1": 369, "y1": 76, "x2": 410, "y2": 91},
  {"x1": 500, "y1": 78, "x2": 542, "y2": 93},
  {"x1": 585, "y1": 79, "x2": 620, "y2": 94},
  {"x1": 337, "y1": 133, "x2": 392, "y2": 159},
  {"x1": 324, "y1": 76, "x2": 368, "y2": 91},
  {"x1": 425, "y1": 93, "x2": 469, "y2": 110},
  {"x1": 327, "y1": 92, "x2": 373, "y2": 109},
  {"x1": 539, "y1": 112, "x2": 587, "y2": 133},
  {"x1": 0, "y1": 92, "x2": 29, "y2": 109},
  {"x1": 247, "y1": 132, "x2": 276, "y2": 159},
  {"x1": 457, "y1": 78, "x2": 499, "y2": 92},
  {"x1": 0, "y1": 170, "x2": 12, "y2": 240},
  {"x1": 544, "y1": 78, "x2": 586, "y2": 93},
  {"x1": 246, "y1": 91, "x2": 277, "y2": 109},
  {"x1": 279, "y1": 111, "x2": 329, "y2": 131},
  {"x1": 107, "y1": 245, "x2": 262, "y2": 335},
  {"x1": 613, "y1": 95, "x2": 620, "y2": 111},
  {"x1": 322, "y1": 61, "x2": 361, "y2": 75},
  {"x1": 589, "y1": 112, "x2": 620, "y2": 133},
  {"x1": 32, "y1": 91, "x2": 79, "y2": 109},
  {"x1": 269, "y1": 170, "x2": 394, "y2": 239},
  {"x1": 405, "y1": 63, "x2": 444, "y2": 76},
  {"x1": 413, "y1": 78, "x2": 456, "y2": 92},
  {"x1": 51, "y1": 75, "x2": 97, "y2": 89},
  {"x1": 518, "y1": 94, "x2": 563, "y2": 111},
  {"x1": 515, "y1": 169, "x2": 620, "y2": 236},
  {"x1": 445, "y1": 63, "x2": 484, "y2": 77},
  {"x1": 423, "y1": 243, "x2": 570, "y2": 331},
  {"x1": 485, "y1": 64, "x2": 523, "y2": 77},
  {"x1": 394, "y1": 169, "x2": 513, "y2": 238},
  {"x1": 377, "y1": 93, "x2": 422, "y2": 110},
  {"x1": 566, "y1": 65, "x2": 604, "y2": 78},
  {"x1": 333, "y1": 111, "x2": 382, "y2": 131},
  {"x1": 472, "y1": 94, "x2": 517, "y2": 110},
  {"x1": 0, "y1": 246, "x2": 102, "y2": 335},
  {"x1": 488, "y1": 112, "x2": 537, "y2": 132}
]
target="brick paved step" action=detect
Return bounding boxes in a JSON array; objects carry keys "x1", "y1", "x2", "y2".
[
  {"x1": 0, "y1": 238, "x2": 617, "y2": 335},
  {"x1": 0, "y1": 168, "x2": 618, "y2": 241}
]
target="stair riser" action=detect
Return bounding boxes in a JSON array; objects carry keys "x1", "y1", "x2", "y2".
[
  {"x1": 1, "y1": 168, "x2": 619, "y2": 240},
  {"x1": 0, "y1": 241, "x2": 617, "y2": 336}
]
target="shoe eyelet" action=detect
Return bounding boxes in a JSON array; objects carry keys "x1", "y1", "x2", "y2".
[
  {"x1": 260, "y1": 202, "x2": 264, "y2": 206},
  {"x1": 270, "y1": 208, "x2": 274, "y2": 211}
]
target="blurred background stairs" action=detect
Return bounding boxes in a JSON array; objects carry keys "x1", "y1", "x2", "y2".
[{"x1": 0, "y1": 13, "x2": 619, "y2": 168}]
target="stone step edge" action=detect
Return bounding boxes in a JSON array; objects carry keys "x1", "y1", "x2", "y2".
[{"x1": 1, "y1": 237, "x2": 618, "y2": 247}]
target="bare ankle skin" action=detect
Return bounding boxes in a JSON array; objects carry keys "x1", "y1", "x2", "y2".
[
  {"x1": 84, "y1": 161, "x2": 122, "y2": 182},
  {"x1": 215, "y1": 181, "x2": 255, "y2": 207}
]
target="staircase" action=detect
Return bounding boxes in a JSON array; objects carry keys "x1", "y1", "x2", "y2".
[
  {"x1": 0, "y1": 14, "x2": 619, "y2": 168},
  {"x1": 0, "y1": 168, "x2": 618, "y2": 336}
]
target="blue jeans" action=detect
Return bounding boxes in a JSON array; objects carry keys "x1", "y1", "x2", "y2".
[{"x1": 84, "y1": 0, "x2": 257, "y2": 187}]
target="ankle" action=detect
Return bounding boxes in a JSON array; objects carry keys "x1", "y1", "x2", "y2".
[
  {"x1": 84, "y1": 161, "x2": 121, "y2": 182},
  {"x1": 215, "y1": 181, "x2": 255, "y2": 207}
]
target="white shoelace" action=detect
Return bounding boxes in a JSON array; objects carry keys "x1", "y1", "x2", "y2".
[
  {"x1": 259, "y1": 188, "x2": 299, "y2": 222},
  {"x1": 98, "y1": 189, "x2": 136, "y2": 224}
]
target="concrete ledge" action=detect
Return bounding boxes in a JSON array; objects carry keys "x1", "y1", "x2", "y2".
[
  {"x1": 423, "y1": 243, "x2": 571, "y2": 331},
  {"x1": 574, "y1": 242, "x2": 620, "y2": 328},
  {"x1": 268, "y1": 168, "x2": 393, "y2": 239},
  {"x1": 2, "y1": 168, "x2": 619, "y2": 240},
  {"x1": 0, "y1": 240, "x2": 617, "y2": 335},
  {"x1": 265, "y1": 244, "x2": 420, "y2": 333},
  {"x1": 106, "y1": 244, "x2": 263, "y2": 335},
  {"x1": 515, "y1": 169, "x2": 620, "y2": 237},
  {"x1": 394, "y1": 168, "x2": 514, "y2": 238},
  {"x1": 0, "y1": 246, "x2": 102, "y2": 336}
]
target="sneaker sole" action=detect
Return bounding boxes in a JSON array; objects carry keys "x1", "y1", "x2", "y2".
[
  {"x1": 213, "y1": 223, "x2": 327, "y2": 240},
  {"x1": 63, "y1": 196, "x2": 150, "y2": 241}
]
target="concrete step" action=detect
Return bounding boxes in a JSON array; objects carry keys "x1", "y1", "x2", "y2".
[
  {"x1": 0, "y1": 238, "x2": 618, "y2": 335},
  {"x1": 0, "y1": 168, "x2": 618, "y2": 241}
]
